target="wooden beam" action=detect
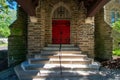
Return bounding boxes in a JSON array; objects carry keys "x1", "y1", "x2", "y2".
[
  {"x1": 16, "y1": 0, "x2": 36, "y2": 16},
  {"x1": 87, "y1": 0, "x2": 110, "y2": 17}
]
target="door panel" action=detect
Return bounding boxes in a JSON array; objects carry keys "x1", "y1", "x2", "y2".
[{"x1": 52, "y1": 20, "x2": 70, "y2": 44}]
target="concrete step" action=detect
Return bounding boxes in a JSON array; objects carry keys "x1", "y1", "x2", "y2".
[
  {"x1": 21, "y1": 61, "x2": 99, "y2": 70},
  {"x1": 21, "y1": 61, "x2": 100, "y2": 72},
  {"x1": 40, "y1": 51, "x2": 82, "y2": 54},
  {"x1": 33, "y1": 76, "x2": 88, "y2": 80},
  {"x1": 32, "y1": 72, "x2": 92, "y2": 80},
  {"x1": 15, "y1": 64, "x2": 98, "y2": 80},
  {"x1": 30, "y1": 51, "x2": 83, "y2": 58},
  {"x1": 43, "y1": 47, "x2": 80, "y2": 51},
  {"x1": 34, "y1": 54, "x2": 87, "y2": 59},
  {"x1": 25, "y1": 66, "x2": 98, "y2": 72},
  {"x1": 25, "y1": 67, "x2": 97, "y2": 71},
  {"x1": 29, "y1": 58, "x2": 92, "y2": 65},
  {"x1": 14, "y1": 45, "x2": 100, "y2": 80},
  {"x1": 30, "y1": 61, "x2": 92, "y2": 65},
  {"x1": 47, "y1": 44, "x2": 75, "y2": 47}
]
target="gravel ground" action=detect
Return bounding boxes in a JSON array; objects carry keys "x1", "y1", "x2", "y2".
[
  {"x1": 0, "y1": 68, "x2": 19, "y2": 80},
  {"x1": 39, "y1": 67, "x2": 120, "y2": 80},
  {"x1": 85, "y1": 68, "x2": 120, "y2": 80}
]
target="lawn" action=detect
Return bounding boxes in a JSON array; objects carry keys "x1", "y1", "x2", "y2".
[{"x1": 0, "y1": 43, "x2": 8, "y2": 47}]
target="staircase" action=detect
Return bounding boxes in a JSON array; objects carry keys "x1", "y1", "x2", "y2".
[{"x1": 15, "y1": 44, "x2": 100, "y2": 80}]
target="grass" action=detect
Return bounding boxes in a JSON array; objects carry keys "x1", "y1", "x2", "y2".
[
  {"x1": 0, "y1": 43, "x2": 8, "y2": 47},
  {"x1": 113, "y1": 49, "x2": 120, "y2": 56}
]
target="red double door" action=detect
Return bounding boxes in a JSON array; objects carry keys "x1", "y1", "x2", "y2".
[{"x1": 52, "y1": 20, "x2": 70, "y2": 44}]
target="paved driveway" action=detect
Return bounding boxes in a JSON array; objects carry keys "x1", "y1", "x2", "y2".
[{"x1": 0, "y1": 46, "x2": 7, "y2": 50}]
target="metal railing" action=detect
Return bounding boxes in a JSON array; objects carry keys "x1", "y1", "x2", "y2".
[{"x1": 59, "y1": 31, "x2": 62, "y2": 76}]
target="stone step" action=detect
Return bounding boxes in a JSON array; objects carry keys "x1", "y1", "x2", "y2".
[
  {"x1": 14, "y1": 45, "x2": 100, "y2": 80},
  {"x1": 30, "y1": 61, "x2": 92, "y2": 65},
  {"x1": 25, "y1": 67, "x2": 97, "y2": 71},
  {"x1": 47, "y1": 44, "x2": 75, "y2": 47},
  {"x1": 30, "y1": 51, "x2": 83, "y2": 58},
  {"x1": 15, "y1": 61, "x2": 100, "y2": 80},
  {"x1": 25, "y1": 65, "x2": 97, "y2": 72},
  {"x1": 32, "y1": 71, "x2": 99, "y2": 80},
  {"x1": 32, "y1": 75, "x2": 87, "y2": 80},
  {"x1": 34, "y1": 54, "x2": 87, "y2": 59},
  {"x1": 21, "y1": 61, "x2": 100, "y2": 73},
  {"x1": 40, "y1": 51, "x2": 82, "y2": 54},
  {"x1": 15, "y1": 65, "x2": 97, "y2": 80},
  {"x1": 22, "y1": 61, "x2": 99, "y2": 72},
  {"x1": 33, "y1": 77, "x2": 88, "y2": 80},
  {"x1": 29, "y1": 58, "x2": 92, "y2": 65},
  {"x1": 43, "y1": 47, "x2": 80, "y2": 51},
  {"x1": 22, "y1": 61, "x2": 93, "y2": 69}
]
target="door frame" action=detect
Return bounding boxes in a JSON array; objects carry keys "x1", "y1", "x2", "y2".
[{"x1": 52, "y1": 20, "x2": 70, "y2": 44}]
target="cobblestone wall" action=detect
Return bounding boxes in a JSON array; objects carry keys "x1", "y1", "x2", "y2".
[
  {"x1": 95, "y1": 8, "x2": 113, "y2": 61},
  {"x1": 8, "y1": 7, "x2": 27, "y2": 66},
  {"x1": 104, "y1": 0, "x2": 120, "y2": 26},
  {"x1": 8, "y1": 0, "x2": 113, "y2": 64},
  {"x1": 27, "y1": 0, "x2": 95, "y2": 58},
  {"x1": 77, "y1": 24, "x2": 94, "y2": 58}
]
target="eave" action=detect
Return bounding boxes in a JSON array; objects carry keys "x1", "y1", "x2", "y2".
[
  {"x1": 87, "y1": 0, "x2": 110, "y2": 17},
  {"x1": 16, "y1": 0, "x2": 110, "y2": 17}
]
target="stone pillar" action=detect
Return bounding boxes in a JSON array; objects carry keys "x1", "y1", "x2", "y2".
[
  {"x1": 28, "y1": 2, "x2": 45, "y2": 56},
  {"x1": 95, "y1": 8, "x2": 113, "y2": 61},
  {"x1": 8, "y1": 7, "x2": 28, "y2": 66},
  {"x1": 27, "y1": 22, "x2": 42, "y2": 55},
  {"x1": 77, "y1": 24, "x2": 95, "y2": 58},
  {"x1": 76, "y1": 2, "x2": 95, "y2": 58}
]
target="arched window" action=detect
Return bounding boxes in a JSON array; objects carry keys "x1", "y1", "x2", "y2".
[
  {"x1": 115, "y1": 0, "x2": 118, "y2": 2},
  {"x1": 111, "y1": 11, "x2": 115, "y2": 23},
  {"x1": 115, "y1": 0, "x2": 120, "y2": 3},
  {"x1": 116, "y1": 12, "x2": 120, "y2": 20},
  {"x1": 52, "y1": 6, "x2": 70, "y2": 19}
]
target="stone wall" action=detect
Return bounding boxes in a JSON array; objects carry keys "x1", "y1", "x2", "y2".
[
  {"x1": 104, "y1": 0, "x2": 120, "y2": 50},
  {"x1": 95, "y1": 8, "x2": 113, "y2": 61},
  {"x1": 8, "y1": 7, "x2": 27, "y2": 66},
  {"x1": 27, "y1": 0, "x2": 95, "y2": 58},
  {"x1": 8, "y1": 0, "x2": 113, "y2": 65},
  {"x1": 104, "y1": 0, "x2": 120, "y2": 26},
  {"x1": 28, "y1": 1, "x2": 46, "y2": 56},
  {"x1": 77, "y1": 24, "x2": 94, "y2": 58}
]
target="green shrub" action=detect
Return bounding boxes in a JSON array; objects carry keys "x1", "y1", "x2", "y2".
[{"x1": 113, "y1": 49, "x2": 120, "y2": 56}]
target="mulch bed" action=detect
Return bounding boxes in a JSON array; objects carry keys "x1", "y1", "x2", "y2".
[{"x1": 101, "y1": 58, "x2": 120, "y2": 69}]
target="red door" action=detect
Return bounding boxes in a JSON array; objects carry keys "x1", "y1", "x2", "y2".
[{"x1": 52, "y1": 20, "x2": 70, "y2": 44}]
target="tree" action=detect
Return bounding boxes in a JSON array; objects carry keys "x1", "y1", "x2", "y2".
[
  {"x1": 0, "y1": 0, "x2": 9, "y2": 13},
  {"x1": 0, "y1": 0, "x2": 17, "y2": 37},
  {"x1": 112, "y1": 19, "x2": 120, "y2": 54},
  {"x1": 112, "y1": 20, "x2": 120, "y2": 32}
]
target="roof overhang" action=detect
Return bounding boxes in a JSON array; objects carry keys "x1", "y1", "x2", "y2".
[{"x1": 16, "y1": 0, "x2": 110, "y2": 17}]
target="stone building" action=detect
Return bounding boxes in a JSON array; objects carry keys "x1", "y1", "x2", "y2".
[
  {"x1": 104, "y1": 0, "x2": 120, "y2": 49},
  {"x1": 8, "y1": 0, "x2": 113, "y2": 79},
  {"x1": 104, "y1": 0, "x2": 120, "y2": 25},
  {"x1": 8, "y1": 0, "x2": 113, "y2": 66}
]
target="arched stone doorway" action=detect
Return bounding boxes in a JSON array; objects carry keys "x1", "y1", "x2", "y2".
[{"x1": 52, "y1": 6, "x2": 71, "y2": 44}]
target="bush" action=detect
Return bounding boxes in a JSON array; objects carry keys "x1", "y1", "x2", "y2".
[{"x1": 113, "y1": 49, "x2": 120, "y2": 56}]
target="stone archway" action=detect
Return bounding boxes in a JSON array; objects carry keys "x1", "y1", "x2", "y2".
[{"x1": 52, "y1": 6, "x2": 71, "y2": 44}]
